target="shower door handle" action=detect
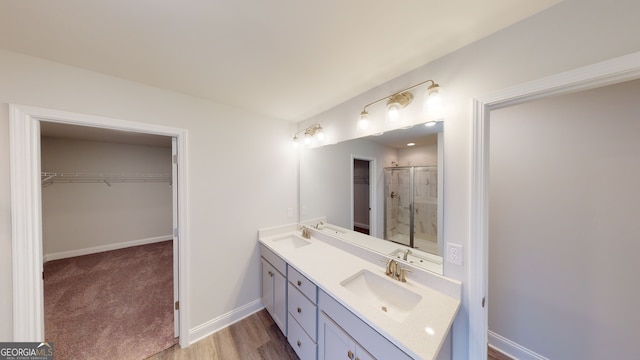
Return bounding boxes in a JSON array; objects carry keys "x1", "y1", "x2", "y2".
[{"x1": 390, "y1": 191, "x2": 396, "y2": 199}]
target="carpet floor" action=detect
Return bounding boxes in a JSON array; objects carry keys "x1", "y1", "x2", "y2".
[{"x1": 44, "y1": 241, "x2": 178, "y2": 360}]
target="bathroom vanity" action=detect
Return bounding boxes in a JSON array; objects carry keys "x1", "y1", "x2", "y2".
[{"x1": 258, "y1": 223, "x2": 460, "y2": 360}]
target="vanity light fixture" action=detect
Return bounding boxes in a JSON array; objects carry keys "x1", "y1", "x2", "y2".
[
  {"x1": 292, "y1": 123, "x2": 324, "y2": 148},
  {"x1": 358, "y1": 79, "x2": 441, "y2": 130}
]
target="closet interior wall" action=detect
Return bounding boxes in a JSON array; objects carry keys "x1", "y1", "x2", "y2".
[{"x1": 41, "y1": 136, "x2": 173, "y2": 260}]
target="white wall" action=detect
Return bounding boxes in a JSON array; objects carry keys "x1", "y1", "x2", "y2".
[
  {"x1": 41, "y1": 137, "x2": 172, "y2": 258},
  {"x1": 488, "y1": 79, "x2": 640, "y2": 359},
  {"x1": 300, "y1": 138, "x2": 396, "y2": 238},
  {"x1": 397, "y1": 142, "x2": 438, "y2": 166},
  {"x1": 0, "y1": 49, "x2": 298, "y2": 341},
  {"x1": 297, "y1": 0, "x2": 640, "y2": 358}
]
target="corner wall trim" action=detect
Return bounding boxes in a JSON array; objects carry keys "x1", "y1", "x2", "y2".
[
  {"x1": 43, "y1": 235, "x2": 173, "y2": 262},
  {"x1": 188, "y1": 299, "x2": 264, "y2": 345},
  {"x1": 488, "y1": 331, "x2": 549, "y2": 360}
]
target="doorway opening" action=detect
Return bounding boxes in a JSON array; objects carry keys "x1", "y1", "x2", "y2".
[
  {"x1": 469, "y1": 52, "x2": 640, "y2": 360},
  {"x1": 353, "y1": 159, "x2": 371, "y2": 235},
  {"x1": 9, "y1": 105, "x2": 189, "y2": 348},
  {"x1": 40, "y1": 122, "x2": 178, "y2": 359}
]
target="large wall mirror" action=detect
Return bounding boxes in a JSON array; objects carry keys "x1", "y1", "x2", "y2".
[{"x1": 299, "y1": 122, "x2": 444, "y2": 274}]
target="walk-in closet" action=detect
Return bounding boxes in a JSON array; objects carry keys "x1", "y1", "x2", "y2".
[{"x1": 40, "y1": 122, "x2": 177, "y2": 360}]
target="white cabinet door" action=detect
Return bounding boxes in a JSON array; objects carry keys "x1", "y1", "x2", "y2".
[
  {"x1": 272, "y1": 266, "x2": 287, "y2": 334},
  {"x1": 262, "y1": 257, "x2": 286, "y2": 334},
  {"x1": 319, "y1": 312, "x2": 355, "y2": 360},
  {"x1": 355, "y1": 345, "x2": 375, "y2": 360},
  {"x1": 261, "y1": 258, "x2": 274, "y2": 312}
]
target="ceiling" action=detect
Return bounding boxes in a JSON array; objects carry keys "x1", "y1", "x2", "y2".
[
  {"x1": 40, "y1": 122, "x2": 173, "y2": 147},
  {"x1": 0, "y1": 1, "x2": 560, "y2": 122}
]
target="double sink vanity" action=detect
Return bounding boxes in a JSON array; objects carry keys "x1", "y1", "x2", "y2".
[{"x1": 258, "y1": 222, "x2": 461, "y2": 360}]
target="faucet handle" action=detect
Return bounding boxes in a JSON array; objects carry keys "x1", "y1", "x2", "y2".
[
  {"x1": 379, "y1": 259, "x2": 394, "y2": 276},
  {"x1": 399, "y1": 267, "x2": 412, "y2": 282}
]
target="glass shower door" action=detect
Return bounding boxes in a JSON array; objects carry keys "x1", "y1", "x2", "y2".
[
  {"x1": 412, "y1": 166, "x2": 438, "y2": 253},
  {"x1": 384, "y1": 167, "x2": 412, "y2": 246}
]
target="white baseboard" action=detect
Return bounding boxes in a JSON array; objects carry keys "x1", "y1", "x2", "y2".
[
  {"x1": 189, "y1": 299, "x2": 264, "y2": 345},
  {"x1": 488, "y1": 331, "x2": 549, "y2": 360},
  {"x1": 43, "y1": 234, "x2": 173, "y2": 262},
  {"x1": 354, "y1": 221, "x2": 370, "y2": 229}
]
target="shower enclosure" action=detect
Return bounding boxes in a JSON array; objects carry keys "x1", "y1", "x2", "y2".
[{"x1": 384, "y1": 166, "x2": 440, "y2": 255}]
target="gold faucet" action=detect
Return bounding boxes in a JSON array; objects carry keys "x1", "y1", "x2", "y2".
[
  {"x1": 301, "y1": 226, "x2": 311, "y2": 239},
  {"x1": 385, "y1": 259, "x2": 398, "y2": 277},
  {"x1": 385, "y1": 258, "x2": 411, "y2": 282}
]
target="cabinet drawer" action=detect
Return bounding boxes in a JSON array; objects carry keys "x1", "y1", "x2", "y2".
[
  {"x1": 319, "y1": 290, "x2": 412, "y2": 360},
  {"x1": 288, "y1": 313, "x2": 317, "y2": 360},
  {"x1": 260, "y1": 245, "x2": 286, "y2": 274},
  {"x1": 288, "y1": 265, "x2": 317, "y2": 303},
  {"x1": 288, "y1": 282, "x2": 317, "y2": 341}
]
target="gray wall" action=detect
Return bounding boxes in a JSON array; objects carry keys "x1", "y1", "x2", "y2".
[
  {"x1": 41, "y1": 137, "x2": 172, "y2": 258},
  {"x1": 489, "y1": 79, "x2": 640, "y2": 359}
]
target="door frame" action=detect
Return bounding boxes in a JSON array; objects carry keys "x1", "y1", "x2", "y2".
[
  {"x1": 468, "y1": 51, "x2": 640, "y2": 359},
  {"x1": 350, "y1": 155, "x2": 376, "y2": 237},
  {"x1": 9, "y1": 105, "x2": 190, "y2": 347}
]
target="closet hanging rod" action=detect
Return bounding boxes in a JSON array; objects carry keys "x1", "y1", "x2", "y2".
[{"x1": 41, "y1": 172, "x2": 172, "y2": 186}]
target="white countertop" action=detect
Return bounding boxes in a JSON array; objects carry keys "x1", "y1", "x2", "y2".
[{"x1": 258, "y1": 224, "x2": 461, "y2": 360}]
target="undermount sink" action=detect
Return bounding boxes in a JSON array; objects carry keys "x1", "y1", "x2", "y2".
[
  {"x1": 271, "y1": 234, "x2": 311, "y2": 250},
  {"x1": 340, "y1": 269, "x2": 422, "y2": 322}
]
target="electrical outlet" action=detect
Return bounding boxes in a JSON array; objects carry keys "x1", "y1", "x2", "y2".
[{"x1": 446, "y1": 243, "x2": 463, "y2": 265}]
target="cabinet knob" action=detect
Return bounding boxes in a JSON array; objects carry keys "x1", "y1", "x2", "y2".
[
  {"x1": 297, "y1": 340, "x2": 301, "y2": 347},
  {"x1": 297, "y1": 307, "x2": 301, "y2": 313},
  {"x1": 347, "y1": 350, "x2": 354, "y2": 359},
  {"x1": 297, "y1": 280, "x2": 302, "y2": 286},
  {"x1": 268, "y1": 271, "x2": 273, "y2": 277}
]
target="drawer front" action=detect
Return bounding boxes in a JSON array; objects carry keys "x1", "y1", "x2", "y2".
[
  {"x1": 288, "y1": 265, "x2": 317, "y2": 303},
  {"x1": 288, "y1": 313, "x2": 317, "y2": 360},
  {"x1": 260, "y1": 245, "x2": 286, "y2": 274},
  {"x1": 288, "y1": 282, "x2": 317, "y2": 341}
]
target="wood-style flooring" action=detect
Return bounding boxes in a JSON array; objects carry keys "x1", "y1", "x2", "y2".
[
  {"x1": 488, "y1": 345, "x2": 514, "y2": 360},
  {"x1": 147, "y1": 309, "x2": 297, "y2": 360},
  {"x1": 148, "y1": 308, "x2": 512, "y2": 360}
]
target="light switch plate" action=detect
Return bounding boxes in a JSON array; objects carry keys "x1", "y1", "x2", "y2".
[{"x1": 446, "y1": 243, "x2": 463, "y2": 265}]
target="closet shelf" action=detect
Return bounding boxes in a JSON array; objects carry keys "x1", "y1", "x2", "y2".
[{"x1": 41, "y1": 172, "x2": 172, "y2": 187}]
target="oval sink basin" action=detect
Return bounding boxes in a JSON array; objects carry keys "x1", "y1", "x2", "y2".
[
  {"x1": 340, "y1": 269, "x2": 422, "y2": 322},
  {"x1": 271, "y1": 234, "x2": 311, "y2": 250}
]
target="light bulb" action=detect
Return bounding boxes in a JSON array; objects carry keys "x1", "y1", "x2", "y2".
[
  {"x1": 304, "y1": 134, "x2": 312, "y2": 145},
  {"x1": 317, "y1": 128, "x2": 325, "y2": 141},
  {"x1": 292, "y1": 136, "x2": 299, "y2": 148},
  {"x1": 387, "y1": 103, "x2": 401, "y2": 122},
  {"x1": 424, "y1": 83, "x2": 443, "y2": 116},
  {"x1": 358, "y1": 111, "x2": 369, "y2": 130}
]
